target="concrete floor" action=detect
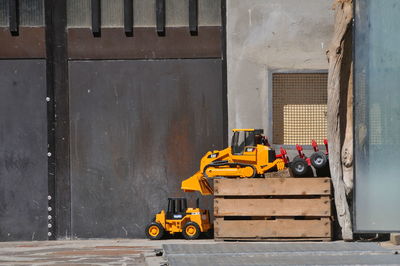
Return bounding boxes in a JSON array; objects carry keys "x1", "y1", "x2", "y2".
[
  {"x1": 0, "y1": 239, "x2": 398, "y2": 266},
  {"x1": 163, "y1": 241, "x2": 400, "y2": 265},
  {"x1": 0, "y1": 239, "x2": 214, "y2": 266}
]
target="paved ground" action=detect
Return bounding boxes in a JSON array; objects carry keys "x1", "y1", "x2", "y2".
[
  {"x1": 0, "y1": 239, "x2": 398, "y2": 266},
  {"x1": 0, "y1": 239, "x2": 214, "y2": 265},
  {"x1": 163, "y1": 241, "x2": 400, "y2": 265}
]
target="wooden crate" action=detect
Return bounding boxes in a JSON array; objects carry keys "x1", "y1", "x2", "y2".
[{"x1": 213, "y1": 177, "x2": 332, "y2": 241}]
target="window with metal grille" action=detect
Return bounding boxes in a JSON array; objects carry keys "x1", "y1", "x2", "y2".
[{"x1": 272, "y1": 72, "x2": 328, "y2": 145}]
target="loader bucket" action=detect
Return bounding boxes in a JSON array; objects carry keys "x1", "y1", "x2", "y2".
[{"x1": 181, "y1": 172, "x2": 213, "y2": 195}]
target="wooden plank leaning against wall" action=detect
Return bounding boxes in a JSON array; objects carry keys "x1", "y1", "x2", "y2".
[{"x1": 326, "y1": 0, "x2": 353, "y2": 240}]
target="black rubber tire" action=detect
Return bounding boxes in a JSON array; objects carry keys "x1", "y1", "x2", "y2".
[
  {"x1": 290, "y1": 157, "x2": 309, "y2": 176},
  {"x1": 204, "y1": 228, "x2": 214, "y2": 239},
  {"x1": 145, "y1": 222, "x2": 164, "y2": 240},
  {"x1": 310, "y1": 151, "x2": 328, "y2": 169},
  {"x1": 182, "y1": 222, "x2": 201, "y2": 240}
]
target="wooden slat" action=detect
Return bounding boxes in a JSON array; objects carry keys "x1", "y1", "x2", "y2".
[
  {"x1": 214, "y1": 197, "x2": 331, "y2": 216},
  {"x1": 214, "y1": 218, "x2": 331, "y2": 239},
  {"x1": 214, "y1": 178, "x2": 331, "y2": 196},
  {"x1": 215, "y1": 237, "x2": 331, "y2": 242}
]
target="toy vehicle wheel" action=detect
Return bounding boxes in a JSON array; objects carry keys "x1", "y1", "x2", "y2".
[
  {"x1": 310, "y1": 151, "x2": 328, "y2": 169},
  {"x1": 145, "y1": 222, "x2": 164, "y2": 240},
  {"x1": 182, "y1": 222, "x2": 201, "y2": 240},
  {"x1": 290, "y1": 157, "x2": 309, "y2": 176}
]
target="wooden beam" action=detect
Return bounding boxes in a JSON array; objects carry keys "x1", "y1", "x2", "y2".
[
  {"x1": 326, "y1": 0, "x2": 353, "y2": 240},
  {"x1": 214, "y1": 178, "x2": 331, "y2": 196},
  {"x1": 214, "y1": 218, "x2": 332, "y2": 239},
  {"x1": 214, "y1": 197, "x2": 331, "y2": 217}
]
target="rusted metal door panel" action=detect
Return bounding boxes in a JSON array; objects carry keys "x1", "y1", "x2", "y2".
[
  {"x1": 0, "y1": 60, "x2": 48, "y2": 241},
  {"x1": 69, "y1": 59, "x2": 223, "y2": 238}
]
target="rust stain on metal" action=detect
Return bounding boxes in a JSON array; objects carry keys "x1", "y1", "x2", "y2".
[
  {"x1": 165, "y1": 77, "x2": 196, "y2": 188},
  {"x1": 0, "y1": 27, "x2": 46, "y2": 58},
  {"x1": 68, "y1": 27, "x2": 222, "y2": 59}
]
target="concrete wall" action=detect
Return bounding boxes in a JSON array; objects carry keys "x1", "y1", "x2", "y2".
[{"x1": 227, "y1": 0, "x2": 334, "y2": 142}]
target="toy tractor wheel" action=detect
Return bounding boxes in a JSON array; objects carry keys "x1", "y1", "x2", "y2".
[
  {"x1": 182, "y1": 222, "x2": 201, "y2": 240},
  {"x1": 145, "y1": 222, "x2": 164, "y2": 240},
  {"x1": 310, "y1": 151, "x2": 328, "y2": 169},
  {"x1": 290, "y1": 157, "x2": 309, "y2": 177}
]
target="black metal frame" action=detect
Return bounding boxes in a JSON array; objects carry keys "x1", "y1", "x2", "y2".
[
  {"x1": 45, "y1": 0, "x2": 70, "y2": 240},
  {"x1": 124, "y1": 0, "x2": 133, "y2": 35},
  {"x1": 166, "y1": 198, "x2": 188, "y2": 219},
  {"x1": 221, "y1": 0, "x2": 228, "y2": 147},
  {"x1": 8, "y1": 0, "x2": 19, "y2": 35},
  {"x1": 156, "y1": 0, "x2": 165, "y2": 35},
  {"x1": 91, "y1": 0, "x2": 101, "y2": 36},
  {"x1": 189, "y1": 0, "x2": 198, "y2": 35}
]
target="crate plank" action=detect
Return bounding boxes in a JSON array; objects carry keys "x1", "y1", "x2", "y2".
[
  {"x1": 214, "y1": 178, "x2": 331, "y2": 196},
  {"x1": 214, "y1": 218, "x2": 331, "y2": 238},
  {"x1": 214, "y1": 197, "x2": 331, "y2": 216},
  {"x1": 214, "y1": 237, "x2": 332, "y2": 242}
]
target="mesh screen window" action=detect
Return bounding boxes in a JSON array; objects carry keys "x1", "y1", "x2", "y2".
[{"x1": 272, "y1": 73, "x2": 328, "y2": 145}]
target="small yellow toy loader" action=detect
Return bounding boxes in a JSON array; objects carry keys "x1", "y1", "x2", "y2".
[{"x1": 145, "y1": 198, "x2": 212, "y2": 240}]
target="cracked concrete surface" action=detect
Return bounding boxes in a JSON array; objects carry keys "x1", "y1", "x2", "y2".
[
  {"x1": 0, "y1": 239, "x2": 214, "y2": 266},
  {"x1": 1, "y1": 239, "x2": 397, "y2": 265}
]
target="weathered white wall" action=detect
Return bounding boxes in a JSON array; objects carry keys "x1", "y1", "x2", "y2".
[{"x1": 227, "y1": 0, "x2": 334, "y2": 142}]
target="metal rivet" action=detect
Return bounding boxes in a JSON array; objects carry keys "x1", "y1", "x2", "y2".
[
  {"x1": 48, "y1": 232, "x2": 52, "y2": 236},
  {"x1": 48, "y1": 207, "x2": 52, "y2": 211},
  {"x1": 48, "y1": 223, "x2": 52, "y2": 228},
  {"x1": 47, "y1": 152, "x2": 52, "y2": 157},
  {"x1": 48, "y1": 215, "x2": 52, "y2": 220},
  {"x1": 46, "y1": 97, "x2": 50, "y2": 102},
  {"x1": 48, "y1": 195, "x2": 52, "y2": 200}
]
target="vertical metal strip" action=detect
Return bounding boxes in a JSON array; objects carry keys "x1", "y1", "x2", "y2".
[
  {"x1": 156, "y1": 0, "x2": 165, "y2": 35},
  {"x1": 221, "y1": 0, "x2": 228, "y2": 147},
  {"x1": 124, "y1": 0, "x2": 133, "y2": 35},
  {"x1": 45, "y1": 0, "x2": 56, "y2": 240},
  {"x1": 91, "y1": 0, "x2": 101, "y2": 35},
  {"x1": 9, "y1": 0, "x2": 19, "y2": 34},
  {"x1": 45, "y1": 0, "x2": 70, "y2": 240},
  {"x1": 189, "y1": 0, "x2": 198, "y2": 34}
]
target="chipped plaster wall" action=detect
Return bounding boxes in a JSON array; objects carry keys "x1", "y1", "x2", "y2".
[{"x1": 227, "y1": 0, "x2": 334, "y2": 142}]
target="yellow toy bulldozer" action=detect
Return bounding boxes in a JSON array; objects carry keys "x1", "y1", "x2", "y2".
[
  {"x1": 145, "y1": 198, "x2": 212, "y2": 240},
  {"x1": 181, "y1": 129, "x2": 286, "y2": 195}
]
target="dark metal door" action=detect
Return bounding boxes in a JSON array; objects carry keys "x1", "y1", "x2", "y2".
[
  {"x1": 0, "y1": 60, "x2": 48, "y2": 241},
  {"x1": 69, "y1": 59, "x2": 223, "y2": 238}
]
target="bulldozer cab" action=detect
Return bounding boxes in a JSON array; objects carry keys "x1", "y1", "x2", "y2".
[
  {"x1": 231, "y1": 129, "x2": 264, "y2": 155},
  {"x1": 166, "y1": 198, "x2": 187, "y2": 220}
]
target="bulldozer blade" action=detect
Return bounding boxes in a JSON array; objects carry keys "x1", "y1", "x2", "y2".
[{"x1": 181, "y1": 172, "x2": 213, "y2": 195}]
